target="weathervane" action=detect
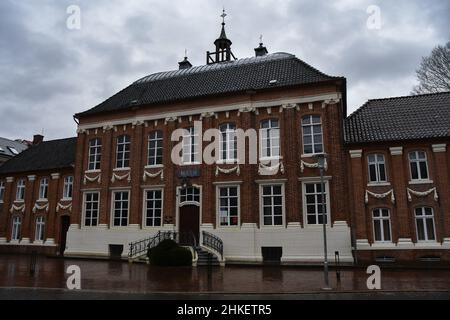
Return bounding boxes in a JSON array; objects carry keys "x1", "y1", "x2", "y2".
[
  {"x1": 221, "y1": 8, "x2": 227, "y2": 24},
  {"x1": 259, "y1": 34, "x2": 263, "y2": 45}
]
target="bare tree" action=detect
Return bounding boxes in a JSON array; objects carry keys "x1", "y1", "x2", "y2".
[{"x1": 412, "y1": 41, "x2": 450, "y2": 94}]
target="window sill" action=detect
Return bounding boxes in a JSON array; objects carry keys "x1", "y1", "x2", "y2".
[
  {"x1": 113, "y1": 167, "x2": 130, "y2": 172},
  {"x1": 145, "y1": 164, "x2": 164, "y2": 169},
  {"x1": 180, "y1": 162, "x2": 201, "y2": 166},
  {"x1": 301, "y1": 153, "x2": 326, "y2": 159},
  {"x1": 367, "y1": 182, "x2": 391, "y2": 187},
  {"x1": 36, "y1": 198, "x2": 48, "y2": 203},
  {"x1": 85, "y1": 169, "x2": 101, "y2": 174},
  {"x1": 60, "y1": 197, "x2": 72, "y2": 202},
  {"x1": 216, "y1": 160, "x2": 239, "y2": 165},
  {"x1": 259, "y1": 157, "x2": 283, "y2": 162},
  {"x1": 14, "y1": 199, "x2": 25, "y2": 203},
  {"x1": 409, "y1": 180, "x2": 433, "y2": 185}
]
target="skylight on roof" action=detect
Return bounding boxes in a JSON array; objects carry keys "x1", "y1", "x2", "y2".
[
  {"x1": 8, "y1": 147, "x2": 19, "y2": 155},
  {"x1": 0, "y1": 146, "x2": 4, "y2": 153}
]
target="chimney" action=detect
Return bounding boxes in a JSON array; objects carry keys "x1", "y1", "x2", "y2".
[
  {"x1": 33, "y1": 134, "x2": 44, "y2": 145},
  {"x1": 254, "y1": 42, "x2": 268, "y2": 57},
  {"x1": 178, "y1": 56, "x2": 192, "y2": 70}
]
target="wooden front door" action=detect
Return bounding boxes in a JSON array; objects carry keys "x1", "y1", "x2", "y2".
[
  {"x1": 59, "y1": 216, "x2": 70, "y2": 256},
  {"x1": 179, "y1": 205, "x2": 200, "y2": 245}
]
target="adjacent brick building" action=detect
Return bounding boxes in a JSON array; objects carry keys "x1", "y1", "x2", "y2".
[{"x1": 0, "y1": 19, "x2": 448, "y2": 265}]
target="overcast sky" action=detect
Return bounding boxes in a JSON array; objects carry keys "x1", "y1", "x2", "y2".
[{"x1": 0, "y1": 0, "x2": 448, "y2": 141}]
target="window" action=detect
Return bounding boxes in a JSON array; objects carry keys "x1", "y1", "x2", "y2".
[
  {"x1": 304, "y1": 182, "x2": 328, "y2": 225},
  {"x1": 260, "y1": 119, "x2": 280, "y2": 159},
  {"x1": 409, "y1": 151, "x2": 429, "y2": 180},
  {"x1": 16, "y1": 179, "x2": 25, "y2": 201},
  {"x1": 182, "y1": 127, "x2": 199, "y2": 164},
  {"x1": 219, "y1": 123, "x2": 237, "y2": 163},
  {"x1": 11, "y1": 216, "x2": 21, "y2": 240},
  {"x1": 39, "y1": 178, "x2": 49, "y2": 199},
  {"x1": 218, "y1": 186, "x2": 239, "y2": 226},
  {"x1": 180, "y1": 187, "x2": 200, "y2": 204},
  {"x1": 116, "y1": 135, "x2": 131, "y2": 168},
  {"x1": 372, "y1": 208, "x2": 391, "y2": 242},
  {"x1": 35, "y1": 216, "x2": 45, "y2": 241},
  {"x1": 84, "y1": 192, "x2": 99, "y2": 227},
  {"x1": 8, "y1": 147, "x2": 19, "y2": 155},
  {"x1": 368, "y1": 154, "x2": 387, "y2": 183},
  {"x1": 415, "y1": 207, "x2": 436, "y2": 241},
  {"x1": 88, "y1": 138, "x2": 102, "y2": 171},
  {"x1": 144, "y1": 189, "x2": 163, "y2": 227},
  {"x1": 302, "y1": 115, "x2": 323, "y2": 154},
  {"x1": 112, "y1": 191, "x2": 129, "y2": 227},
  {"x1": 261, "y1": 185, "x2": 283, "y2": 226},
  {"x1": 0, "y1": 180, "x2": 5, "y2": 202},
  {"x1": 148, "y1": 131, "x2": 163, "y2": 166},
  {"x1": 63, "y1": 176, "x2": 74, "y2": 199}
]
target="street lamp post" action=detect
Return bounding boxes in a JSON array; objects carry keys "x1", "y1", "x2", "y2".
[{"x1": 315, "y1": 153, "x2": 331, "y2": 290}]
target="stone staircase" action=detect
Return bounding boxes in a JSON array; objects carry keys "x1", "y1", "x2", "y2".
[{"x1": 195, "y1": 247, "x2": 220, "y2": 266}]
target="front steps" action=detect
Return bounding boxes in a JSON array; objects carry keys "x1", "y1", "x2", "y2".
[{"x1": 195, "y1": 247, "x2": 220, "y2": 266}]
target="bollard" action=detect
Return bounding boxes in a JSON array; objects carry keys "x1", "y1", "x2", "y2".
[{"x1": 334, "y1": 251, "x2": 341, "y2": 283}]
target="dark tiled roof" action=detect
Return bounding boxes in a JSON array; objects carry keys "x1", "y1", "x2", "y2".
[
  {"x1": 76, "y1": 52, "x2": 341, "y2": 117},
  {"x1": 344, "y1": 92, "x2": 450, "y2": 144},
  {"x1": 0, "y1": 138, "x2": 76, "y2": 175},
  {"x1": 0, "y1": 137, "x2": 28, "y2": 158}
]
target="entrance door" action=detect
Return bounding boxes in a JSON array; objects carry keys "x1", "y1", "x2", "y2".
[
  {"x1": 179, "y1": 205, "x2": 200, "y2": 245},
  {"x1": 59, "y1": 216, "x2": 70, "y2": 256}
]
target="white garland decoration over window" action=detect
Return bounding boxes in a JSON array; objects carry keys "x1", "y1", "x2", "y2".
[
  {"x1": 10, "y1": 204, "x2": 25, "y2": 213},
  {"x1": 143, "y1": 169, "x2": 164, "y2": 181},
  {"x1": 215, "y1": 165, "x2": 240, "y2": 176},
  {"x1": 258, "y1": 161, "x2": 285, "y2": 175},
  {"x1": 407, "y1": 187, "x2": 438, "y2": 202},
  {"x1": 84, "y1": 173, "x2": 101, "y2": 185},
  {"x1": 32, "y1": 202, "x2": 49, "y2": 213},
  {"x1": 56, "y1": 202, "x2": 73, "y2": 213},
  {"x1": 111, "y1": 171, "x2": 131, "y2": 183},
  {"x1": 365, "y1": 189, "x2": 395, "y2": 204},
  {"x1": 300, "y1": 159, "x2": 328, "y2": 173}
]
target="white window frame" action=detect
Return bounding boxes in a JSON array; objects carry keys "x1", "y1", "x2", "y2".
[
  {"x1": 216, "y1": 185, "x2": 240, "y2": 227},
  {"x1": 415, "y1": 207, "x2": 436, "y2": 242},
  {"x1": 143, "y1": 188, "x2": 164, "y2": 227},
  {"x1": 302, "y1": 179, "x2": 331, "y2": 227},
  {"x1": 11, "y1": 216, "x2": 21, "y2": 241},
  {"x1": 301, "y1": 115, "x2": 324, "y2": 155},
  {"x1": 259, "y1": 183, "x2": 285, "y2": 227},
  {"x1": 111, "y1": 190, "x2": 130, "y2": 227},
  {"x1": 368, "y1": 154, "x2": 387, "y2": 183},
  {"x1": 147, "y1": 131, "x2": 163, "y2": 167},
  {"x1": 0, "y1": 180, "x2": 5, "y2": 203},
  {"x1": 409, "y1": 151, "x2": 429, "y2": 181},
  {"x1": 63, "y1": 176, "x2": 74, "y2": 199},
  {"x1": 116, "y1": 135, "x2": 131, "y2": 169},
  {"x1": 218, "y1": 123, "x2": 237, "y2": 163},
  {"x1": 88, "y1": 138, "x2": 102, "y2": 171},
  {"x1": 83, "y1": 191, "x2": 100, "y2": 227},
  {"x1": 16, "y1": 178, "x2": 26, "y2": 201},
  {"x1": 35, "y1": 216, "x2": 45, "y2": 242},
  {"x1": 179, "y1": 186, "x2": 201, "y2": 206},
  {"x1": 38, "y1": 177, "x2": 49, "y2": 200},
  {"x1": 372, "y1": 208, "x2": 392, "y2": 243},
  {"x1": 182, "y1": 127, "x2": 200, "y2": 165},
  {"x1": 259, "y1": 119, "x2": 280, "y2": 160}
]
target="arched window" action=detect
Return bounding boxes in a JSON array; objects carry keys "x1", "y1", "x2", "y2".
[
  {"x1": 116, "y1": 135, "x2": 131, "y2": 168},
  {"x1": 372, "y1": 208, "x2": 391, "y2": 242},
  {"x1": 301, "y1": 115, "x2": 323, "y2": 154},
  {"x1": 219, "y1": 123, "x2": 237, "y2": 162},
  {"x1": 148, "y1": 131, "x2": 163, "y2": 166},
  {"x1": 260, "y1": 119, "x2": 280, "y2": 159},
  {"x1": 415, "y1": 207, "x2": 436, "y2": 241},
  {"x1": 88, "y1": 138, "x2": 102, "y2": 170}
]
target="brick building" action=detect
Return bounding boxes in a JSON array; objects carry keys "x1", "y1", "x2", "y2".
[{"x1": 0, "y1": 19, "x2": 449, "y2": 265}]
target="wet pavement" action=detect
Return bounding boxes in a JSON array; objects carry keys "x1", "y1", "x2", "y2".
[{"x1": 1, "y1": 254, "x2": 450, "y2": 294}]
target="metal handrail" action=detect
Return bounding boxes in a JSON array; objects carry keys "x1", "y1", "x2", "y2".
[{"x1": 202, "y1": 231, "x2": 223, "y2": 259}]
